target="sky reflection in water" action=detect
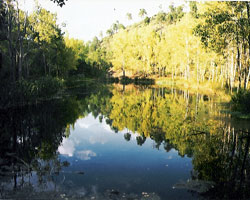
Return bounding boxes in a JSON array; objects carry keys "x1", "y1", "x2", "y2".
[{"x1": 58, "y1": 114, "x2": 195, "y2": 199}]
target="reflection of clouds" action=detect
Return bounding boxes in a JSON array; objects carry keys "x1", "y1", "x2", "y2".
[
  {"x1": 78, "y1": 121, "x2": 90, "y2": 129},
  {"x1": 58, "y1": 138, "x2": 75, "y2": 157},
  {"x1": 102, "y1": 122, "x2": 112, "y2": 132},
  {"x1": 89, "y1": 135, "x2": 107, "y2": 144},
  {"x1": 76, "y1": 150, "x2": 97, "y2": 160},
  {"x1": 77, "y1": 116, "x2": 99, "y2": 129},
  {"x1": 58, "y1": 114, "x2": 132, "y2": 157},
  {"x1": 76, "y1": 116, "x2": 112, "y2": 145}
]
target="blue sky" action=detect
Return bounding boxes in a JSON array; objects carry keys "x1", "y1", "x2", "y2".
[{"x1": 20, "y1": 0, "x2": 187, "y2": 41}]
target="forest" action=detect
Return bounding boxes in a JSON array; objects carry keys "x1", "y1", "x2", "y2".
[
  {"x1": 108, "y1": 2, "x2": 250, "y2": 91},
  {"x1": 0, "y1": 0, "x2": 110, "y2": 108},
  {"x1": 1, "y1": 1, "x2": 250, "y2": 113},
  {"x1": 1, "y1": 1, "x2": 250, "y2": 198}
]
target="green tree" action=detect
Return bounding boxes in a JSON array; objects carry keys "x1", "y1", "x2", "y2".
[
  {"x1": 139, "y1": 8, "x2": 147, "y2": 18},
  {"x1": 126, "y1": 12, "x2": 132, "y2": 20},
  {"x1": 195, "y1": 2, "x2": 250, "y2": 90}
]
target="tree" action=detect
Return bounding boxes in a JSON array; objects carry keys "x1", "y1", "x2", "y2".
[
  {"x1": 189, "y1": 1, "x2": 198, "y2": 18},
  {"x1": 112, "y1": 21, "x2": 119, "y2": 33},
  {"x1": 0, "y1": 0, "x2": 7, "y2": 75},
  {"x1": 4, "y1": 1, "x2": 29, "y2": 81},
  {"x1": 126, "y1": 12, "x2": 132, "y2": 20},
  {"x1": 106, "y1": 28, "x2": 114, "y2": 37},
  {"x1": 139, "y1": 8, "x2": 147, "y2": 18},
  {"x1": 29, "y1": 5, "x2": 62, "y2": 76},
  {"x1": 110, "y1": 29, "x2": 132, "y2": 77},
  {"x1": 166, "y1": 5, "x2": 184, "y2": 24},
  {"x1": 156, "y1": 11, "x2": 167, "y2": 23},
  {"x1": 195, "y1": 2, "x2": 250, "y2": 90},
  {"x1": 124, "y1": 133, "x2": 131, "y2": 141},
  {"x1": 50, "y1": 0, "x2": 67, "y2": 7}
]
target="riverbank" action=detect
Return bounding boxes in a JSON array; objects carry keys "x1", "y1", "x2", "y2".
[{"x1": 113, "y1": 76, "x2": 231, "y2": 101}]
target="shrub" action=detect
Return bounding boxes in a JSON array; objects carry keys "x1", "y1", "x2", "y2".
[
  {"x1": 231, "y1": 90, "x2": 250, "y2": 114},
  {"x1": 17, "y1": 77, "x2": 64, "y2": 100}
]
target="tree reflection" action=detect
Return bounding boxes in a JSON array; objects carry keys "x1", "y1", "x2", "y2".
[
  {"x1": 191, "y1": 128, "x2": 250, "y2": 199},
  {"x1": 108, "y1": 87, "x2": 223, "y2": 155},
  {"x1": 59, "y1": 85, "x2": 250, "y2": 198},
  {"x1": 124, "y1": 133, "x2": 131, "y2": 141},
  {"x1": 0, "y1": 98, "x2": 80, "y2": 197},
  {"x1": 136, "y1": 135, "x2": 146, "y2": 146},
  {"x1": 99, "y1": 86, "x2": 250, "y2": 198},
  {"x1": 1, "y1": 84, "x2": 250, "y2": 199}
]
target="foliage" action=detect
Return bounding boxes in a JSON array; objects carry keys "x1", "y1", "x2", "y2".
[
  {"x1": 0, "y1": 1, "x2": 76, "y2": 81},
  {"x1": 126, "y1": 13, "x2": 132, "y2": 20},
  {"x1": 102, "y1": 2, "x2": 250, "y2": 93},
  {"x1": 108, "y1": 9, "x2": 222, "y2": 84},
  {"x1": 17, "y1": 76, "x2": 63, "y2": 99},
  {"x1": 231, "y1": 90, "x2": 250, "y2": 113},
  {"x1": 195, "y1": 2, "x2": 250, "y2": 90},
  {"x1": 139, "y1": 8, "x2": 147, "y2": 18},
  {"x1": 0, "y1": 1, "x2": 112, "y2": 108}
]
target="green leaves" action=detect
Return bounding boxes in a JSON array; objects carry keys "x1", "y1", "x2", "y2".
[{"x1": 30, "y1": 7, "x2": 59, "y2": 44}]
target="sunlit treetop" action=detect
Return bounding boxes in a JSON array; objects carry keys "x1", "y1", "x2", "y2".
[{"x1": 51, "y1": 0, "x2": 67, "y2": 7}]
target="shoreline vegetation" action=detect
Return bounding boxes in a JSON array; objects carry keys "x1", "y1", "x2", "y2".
[{"x1": 1, "y1": 1, "x2": 250, "y2": 115}]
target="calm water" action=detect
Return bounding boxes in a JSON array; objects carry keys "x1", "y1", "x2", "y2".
[{"x1": 0, "y1": 84, "x2": 250, "y2": 199}]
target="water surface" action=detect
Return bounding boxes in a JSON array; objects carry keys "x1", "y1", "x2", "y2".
[{"x1": 0, "y1": 84, "x2": 249, "y2": 199}]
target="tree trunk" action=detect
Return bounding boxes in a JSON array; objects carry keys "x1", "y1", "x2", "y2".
[
  {"x1": 43, "y1": 52, "x2": 47, "y2": 75},
  {"x1": 7, "y1": 4, "x2": 16, "y2": 82},
  {"x1": 196, "y1": 52, "x2": 199, "y2": 85},
  {"x1": 246, "y1": 2, "x2": 250, "y2": 89},
  {"x1": 17, "y1": 12, "x2": 27, "y2": 80},
  {"x1": 230, "y1": 50, "x2": 235, "y2": 92},
  {"x1": 18, "y1": 46, "x2": 22, "y2": 79},
  {"x1": 236, "y1": 28, "x2": 241, "y2": 91},
  {"x1": 171, "y1": 66, "x2": 174, "y2": 80},
  {"x1": 123, "y1": 68, "x2": 125, "y2": 78},
  {"x1": 0, "y1": 51, "x2": 2, "y2": 70},
  {"x1": 245, "y1": 67, "x2": 250, "y2": 89},
  {"x1": 211, "y1": 61, "x2": 215, "y2": 82},
  {"x1": 185, "y1": 38, "x2": 190, "y2": 80}
]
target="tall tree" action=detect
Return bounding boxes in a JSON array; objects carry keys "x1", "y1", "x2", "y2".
[{"x1": 195, "y1": 2, "x2": 250, "y2": 90}]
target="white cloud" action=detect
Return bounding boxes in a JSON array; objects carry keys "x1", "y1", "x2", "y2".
[
  {"x1": 76, "y1": 150, "x2": 97, "y2": 160},
  {"x1": 89, "y1": 135, "x2": 107, "y2": 144},
  {"x1": 58, "y1": 138, "x2": 75, "y2": 157}
]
